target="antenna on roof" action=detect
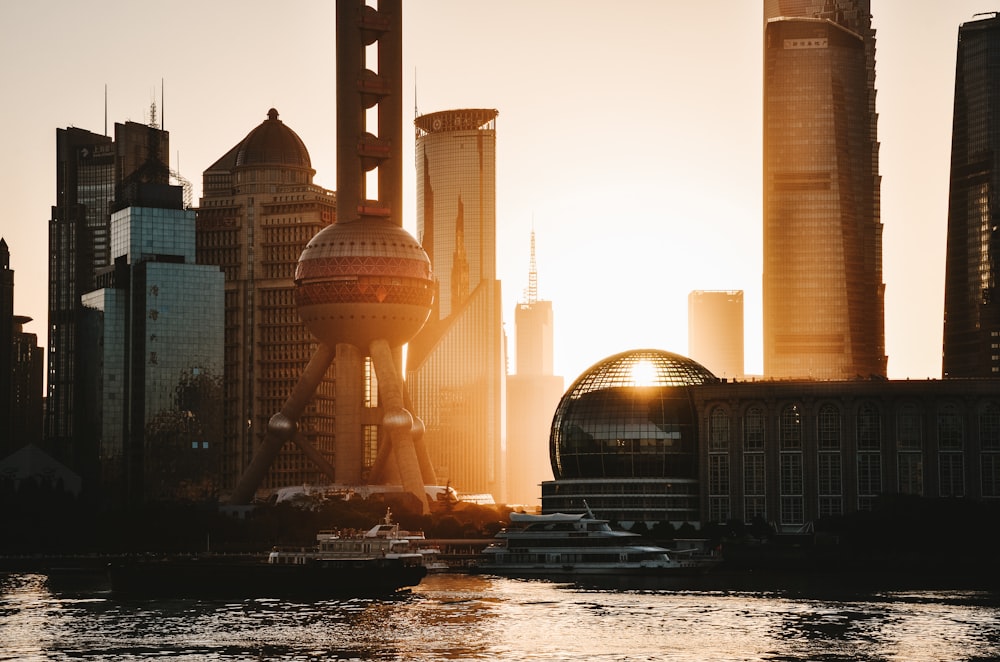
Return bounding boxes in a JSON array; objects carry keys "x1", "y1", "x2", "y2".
[
  {"x1": 521, "y1": 223, "x2": 539, "y2": 305},
  {"x1": 104, "y1": 84, "x2": 108, "y2": 136}
]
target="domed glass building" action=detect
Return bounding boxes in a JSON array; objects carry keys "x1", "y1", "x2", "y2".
[{"x1": 543, "y1": 349, "x2": 717, "y2": 527}]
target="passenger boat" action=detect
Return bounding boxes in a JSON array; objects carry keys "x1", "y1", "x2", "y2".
[
  {"x1": 474, "y1": 508, "x2": 719, "y2": 577},
  {"x1": 107, "y1": 512, "x2": 428, "y2": 598}
]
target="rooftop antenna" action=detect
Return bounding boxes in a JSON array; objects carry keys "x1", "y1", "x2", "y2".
[
  {"x1": 104, "y1": 84, "x2": 108, "y2": 136},
  {"x1": 525, "y1": 223, "x2": 538, "y2": 305},
  {"x1": 161, "y1": 78, "x2": 165, "y2": 131},
  {"x1": 413, "y1": 67, "x2": 418, "y2": 118}
]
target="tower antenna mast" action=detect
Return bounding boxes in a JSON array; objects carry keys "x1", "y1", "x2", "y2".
[{"x1": 527, "y1": 225, "x2": 538, "y2": 305}]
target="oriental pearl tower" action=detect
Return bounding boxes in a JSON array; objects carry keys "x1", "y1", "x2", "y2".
[{"x1": 230, "y1": 0, "x2": 438, "y2": 512}]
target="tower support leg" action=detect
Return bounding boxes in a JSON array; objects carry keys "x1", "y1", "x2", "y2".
[{"x1": 229, "y1": 343, "x2": 335, "y2": 504}]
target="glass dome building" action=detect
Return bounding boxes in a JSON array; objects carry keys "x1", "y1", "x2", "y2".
[{"x1": 543, "y1": 349, "x2": 718, "y2": 527}]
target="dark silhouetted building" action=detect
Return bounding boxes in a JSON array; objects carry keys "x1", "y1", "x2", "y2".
[
  {"x1": 196, "y1": 109, "x2": 337, "y2": 493},
  {"x1": 943, "y1": 13, "x2": 1000, "y2": 378},
  {"x1": 506, "y1": 231, "x2": 563, "y2": 506},
  {"x1": 762, "y1": 0, "x2": 885, "y2": 379},
  {"x1": 47, "y1": 120, "x2": 171, "y2": 469},
  {"x1": 407, "y1": 108, "x2": 506, "y2": 501},
  {"x1": 688, "y1": 290, "x2": 744, "y2": 380},
  {"x1": 543, "y1": 349, "x2": 1000, "y2": 531},
  {"x1": 2, "y1": 239, "x2": 44, "y2": 457}
]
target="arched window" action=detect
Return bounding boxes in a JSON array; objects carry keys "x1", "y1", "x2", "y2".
[
  {"x1": 817, "y1": 403, "x2": 841, "y2": 450},
  {"x1": 710, "y1": 407, "x2": 730, "y2": 452},
  {"x1": 780, "y1": 404, "x2": 802, "y2": 450},
  {"x1": 743, "y1": 406, "x2": 765, "y2": 452},
  {"x1": 897, "y1": 403, "x2": 923, "y2": 450},
  {"x1": 937, "y1": 403, "x2": 964, "y2": 450},
  {"x1": 856, "y1": 401, "x2": 881, "y2": 451}
]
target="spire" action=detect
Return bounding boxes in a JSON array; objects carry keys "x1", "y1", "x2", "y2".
[{"x1": 526, "y1": 227, "x2": 538, "y2": 305}]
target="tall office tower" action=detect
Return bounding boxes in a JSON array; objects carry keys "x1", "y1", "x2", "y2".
[
  {"x1": 196, "y1": 109, "x2": 337, "y2": 493},
  {"x1": 506, "y1": 231, "x2": 564, "y2": 506},
  {"x1": 762, "y1": 0, "x2": 886, "y2": 380},
  {"x1": 47, "y1": 121, "x2": 170, "y2": 466},
  {"x1": 1, "y1": 239, "x2": 45, "y2": 458},
  {"x1": 81, "y1": 184, "x2": 224, "y2": 505},
  {"x1": 943, "y1": 14, "x2": 1000, "y2": 378},
  {"x1": 688, "y1": 290, "x2": 745, "y2": 380},
  {"x1": 408, "y1": 108, "x2": 506, "y2": 500}
]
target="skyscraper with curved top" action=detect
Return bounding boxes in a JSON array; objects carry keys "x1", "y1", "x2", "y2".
[
  {"x1": 763, "y1": 0, "x2": 886, "y2": 379},
  {"x1": 407, "y1": 108, "x2": 506, "y2": 501}
]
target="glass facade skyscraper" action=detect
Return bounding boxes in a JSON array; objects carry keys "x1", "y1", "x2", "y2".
[
  {"x1": 762, "y1": 0, "x2": 886, "y2": 380},
  {"x1": 48, "y1": 121, "x2": 171, "y2": 470},
  {"x1": 408, "y1": 109, "x2": 506, "y2": 500},
  {"x1": 943, "y1": 13, "x2": 1000, "y2": 378},
  {"x1": 81, "y1": 186, "x2": 224, "y2": 505}
]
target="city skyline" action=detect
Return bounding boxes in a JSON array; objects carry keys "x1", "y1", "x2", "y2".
[{"x1": 0, "y1": 1, "x2": 991, "y2": 385}]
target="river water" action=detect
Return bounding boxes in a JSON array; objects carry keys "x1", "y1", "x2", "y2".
[{"x1": 3, "y1": 570, "x2": 1000, "y2": 661}]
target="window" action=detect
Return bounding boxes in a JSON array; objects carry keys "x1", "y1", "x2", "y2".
[
  {"x1": 743, "y1": 406, "x2": 765, "y2": 451},
  {"x1": 982, "y1": 454, "x2": 1000, "y2": 498},
  {"x1": 780, "y1": 453, "x2": 803, "y2": 495},
  {"x1": 780, "y1": 404, "x2": 802, "y2": 450},
  {"x1": 743, "y1": 454, "x2": 765, "y2": 497},
  {"x1": 897, "y1": 403, "x2": 922, "y2": 451},
  {"x1": 937, "y1": 403, "x2": 963, "y2": 450},
  {"x1": 939, "y1": 453, "x2": 965, "y2": 497},
  {"x1": 857, "y1": 402, "x2": 881, "y2": 450},
  {"x1": 857, "y1": 453, "x2": 882, "y2": 509},
  {"x1": 981, "y1": 403, "x2": 1000, "y2": 450},
  {"x1": 710, "y1": 408, "x2": 730, "y2": 451},
  {"x1": 780, "y1": 496, "x2": 804, "y2": 526},
  {"x1": 897, "y1": 453, "x2": 924, "y2": 495},
  {"x1": 817, "y1": 404, "x2": 841, "y2": 450},
  {"x1": 709, "y1": 454, "x2": 729, "y2": 495}
]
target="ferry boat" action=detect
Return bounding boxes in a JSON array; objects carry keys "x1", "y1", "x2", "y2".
[
  {"x1": 108, "y1": 512, "x2": 428, "y2": 598},
  {"x1": 474, "y1": 508, "x2": 719, "y2": 577}
]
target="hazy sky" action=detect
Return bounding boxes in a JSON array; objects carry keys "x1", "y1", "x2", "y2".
[{"x1": 0, "y1": 1, "x2": 990, "y2": 384}]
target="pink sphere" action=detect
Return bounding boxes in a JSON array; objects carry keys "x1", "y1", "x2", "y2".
[{"x1": 294, "y1": 219, "x2": 434, "y2": 349}]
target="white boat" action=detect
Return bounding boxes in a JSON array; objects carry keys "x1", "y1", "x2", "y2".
[
  {"x1": 474, "y1": 507, "x2": 718, "y2": 577},
  {"x1": 269, "y1": 508, "x2": 449, "y2": 573}
]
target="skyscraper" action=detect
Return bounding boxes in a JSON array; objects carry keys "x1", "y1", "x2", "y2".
[
  {"x1": 48, "y1": 120, "x2": 171, "y2": 469},
  {"x1": 1, "y1": 239, "x2": 44, "y2": 459},
  {"x1": 196, "y1": 109, "x2": 337, "y2": 493},
  {"x1": 762, "y1": 0, "x2": 886, "y2": 380},
  {"x1": 688, "y1": 290, "x2": 744, "y2": 379},
  {"x1": 943, "y1": 13, "x2": 1000, "y2": 378},
  {"x1": 81, "y1": 183, "x2": 224, "y2": 505},
  {"x1": 506, "y1": 231, "x2": 564, "y2": 506},
  {"x1": 407, "y1": 108, "x2": 506, "y2": 500}
]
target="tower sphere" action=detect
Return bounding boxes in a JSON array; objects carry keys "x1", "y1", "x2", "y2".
[{"x1": 294, "y1": 219, "x2": 434, "y2": 349}]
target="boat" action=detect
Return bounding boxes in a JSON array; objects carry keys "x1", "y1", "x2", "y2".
[
  {"x1": 107, "y1": 512, "x2": 428, "y2": 598},
  {"x1": 341, "y1": 508, "x2": 451, "y2": 572},
  {"x1": 473, "y1": 507, "x2": 720, "y2": 577}
]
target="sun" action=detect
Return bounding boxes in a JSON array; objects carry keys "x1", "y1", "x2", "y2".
[{"x1": 630, "y1": 360, "x2": 658, "y2": 387}]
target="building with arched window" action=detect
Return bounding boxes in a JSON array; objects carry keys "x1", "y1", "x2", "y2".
[{"x1": 542, "y1": 349, "x2": 1000, "y2": 532}]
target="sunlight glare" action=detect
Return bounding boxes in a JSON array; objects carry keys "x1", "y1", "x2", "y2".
[{"x1": 630, "y1": 360, "x2": 658, "y2": 387}]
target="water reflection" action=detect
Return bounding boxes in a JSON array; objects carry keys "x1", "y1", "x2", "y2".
[{"x1": 3, "y1": 571, "x2": 1000, "y2": 661}]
